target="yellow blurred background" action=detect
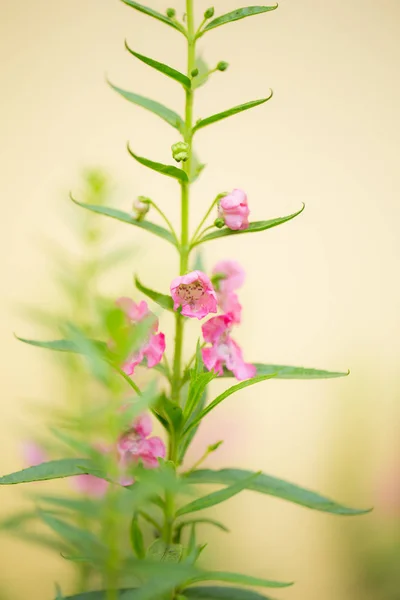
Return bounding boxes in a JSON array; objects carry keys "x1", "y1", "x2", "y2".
[{"x1": 1, "y1": 0, "x2": 399, "y2": 598}]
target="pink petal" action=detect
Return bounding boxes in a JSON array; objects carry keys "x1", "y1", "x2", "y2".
[
  {"x1": 202, "y1": 345, "x2": 224, "y2": 376},
  {"x1": 22, "y1": 442, "x2": 47, "y2": 467},
  {"x1": 226, "y1": 339, "x2": 257, "y2": 381},
  {"x1": 202, "y1": 314, "x2": 233, "y2": 344},
  {"x1": 143, "y1": 332, "x2": 166, "y2": 368},
  {"x1": 134, "y1": 414, "x2": 153, "y2": 438},
  {"x1": 213, "y1": 260, "x2": 245, "y2": 292},
  {"x1": 71, "y1": 474, "x2": 109, "y2": 498}
]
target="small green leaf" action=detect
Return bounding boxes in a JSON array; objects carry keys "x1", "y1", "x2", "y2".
[
  {"x1": 130, "y1": 515, "x2": 146, "y2": 559},
  {"x1": 193, "y1": 94, "x2": 273, "y2": 134},
  {"x1": 134, "y1": 275, "x2": 174, "y2": 311},
  {"x1": 185, "y1": 469, "x2": 372, "y2": 515},
  {"x1": 185, "y1": 586, "x2": 275, "y2": 600},
  {"x1": 200, "y1": 6, "x2": 278, "y2": 35},
  {"x1": 175, "y1": 518, "x2": 229, "y2": 536},
  {"x1": 190, "y1": 152, "x2": 206, "y2": 182},
  {"x1": 184, "y1": 375, "x2": 277, "y2": 435},
  {"x1": 229, "y1": 363, "x2": 350, "y2": 379},
  {"x1": 121, "y1": 0, "x2": 186, "y2": 35},
  {"x1": 108, "y1": 80, "x2": 184, "y2": 131},
  {"x1": 34, "y1": 496, "x2": 101, "y2": 519},
  {"x1": 124, "y1": 42, "x2": 191, "y2": 89},
  {"x1": 192, "y1": 56, "x2": 210, "y2": 90},
  {"x1": 188, "y1": 572, "x2": 292, "y2": 589},
  {"x1": 55, "y1": 584, "x2": 64, "y2": 600},
  {"x1": 147, "y1": 539, "x2": 184, "y2": 563},
  {"x1": 127, "y1": 145, "x2": 188, "y2": 182},
  {"x1": 194, "y1": 204, "x2": 305, "y2": 245},
  {"x1": 62, "y1": 592, "x2": 135, "y2": 600},
  {"x1": 184, "y1": 370, "x2": 216, "y2": 421},
  {"x1": 0, "y1": 458, "x2": 95, "y2": 485},
  {"x1": 176, "y1": 472, "x2": 259, "y2": 517},
  {"x1": 71, "y1": 197, "x2": 177, "y2": 246}
]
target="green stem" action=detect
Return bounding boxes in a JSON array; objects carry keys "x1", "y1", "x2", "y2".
[
  {"x1": 148, "y1": 200, "x2": 179, "y2": 244},
  {"x1": 166, "y1": 0, "x2": 196, "y2": 547},
  {"x1": 190, "y1": 193, "x2": 226, "y2": 247}
]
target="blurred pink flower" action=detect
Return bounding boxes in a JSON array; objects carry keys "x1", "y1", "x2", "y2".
[
  {"x1": 71, "y1": 474, "x2": 109, "y2": 498},
  {"x1": 170, "y1": 270, "x2": 217, "y2": 319},
  {"x1": 218, "y1": 189, "x2": 250, "y2": 231},
  {"x1": 212, "y1": 260, "x2": 245, "y2": 324},
  {"x1": 22, "y1": 441, "x2": 48, "y2": 467},
  {"x1": 116, "y1": 297, "x2": 166, "y2": 375},
  {"x1": 118, "y1": 414, "x2": 166, "y2": 485},
  {"x1": 376, "y1": 460, "x2": 400, "y2": 516},
  {"x1": 202, "y1": 315, "x2": 256, "y2": 381}
]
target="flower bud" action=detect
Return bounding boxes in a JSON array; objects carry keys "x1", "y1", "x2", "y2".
[
  {"x1": 191, "y1": 67, "x2": 199, "y2": 78},
  {"x1": 214, "y1": 217, "x2": 225, "y2": 229},
  {"x1": 217, "y1": 61, "x2": 229, "y2": 72},
  {"x1": 171, "y1": 141, "x2": 190, "y2": 162},
  {"x1": 208, "y1": 440, "x2": 223, "y2": 452},
  {"x1": 166, "y1": 7, "x2": 176, "y2": 18},
  {"x1": 204, "y1": 7, "x2": 215, "y2": 18},
  {"x1": 133, "y1": 196, "x2": 150, "y2": 221}
]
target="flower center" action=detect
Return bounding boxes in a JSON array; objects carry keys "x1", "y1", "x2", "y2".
[{"x1": 177, "y1": 280, "x2": 204, "y2": 304}]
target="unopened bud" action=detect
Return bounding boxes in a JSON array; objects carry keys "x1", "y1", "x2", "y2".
[
  {"x1": 166, "y1": 7, "x2": 176, "y2": 18},
  {"x1": 214, "y1": 217, "x2": 225, "y2": 229},
  {"x1": 133, "y1": 196, "x2": 150, "y2": 221},
  {"x1": 171, "y1": 141, "x2": 190, "y2": 162},
  {"x1": 208, "y1": 440, "x2": 223, "y2": 452},
  {"x1": 217, "y1": 61, "x2": 229, "y2": 72},
  {"x1": 204, "y1": 7, "x2": 215, "y2": 18},
  {"x1": 191, "y1": 67, "x2": 199, "y2": 78}
]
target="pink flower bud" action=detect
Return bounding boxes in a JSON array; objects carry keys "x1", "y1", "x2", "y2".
[
  {"x1": 170, "y1": 270, "x2": 217, "y2": 320},
  {"x1": 218, "y1": 189, "x2": 250, "y2": 231}
]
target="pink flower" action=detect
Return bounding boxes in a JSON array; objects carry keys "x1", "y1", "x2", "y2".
[
  {"x1": 170, "y1": 271, "x2": 217, "y2": 320},
  {"x1": 118, "y1": 414, "x2": 166, "y2": 485},
  {"x1": 71, "y1": 474, "x2": 109, "y2": 498},
  {"x1": 212, "y1": 260, "x2": 246, "y2": 324},
  {"x1": 116, "y1": 297, "x2": 166, "y2": 375},
  {"x1": 22, "y1": 442, "x2": 48, "y2": 467},
  {"x1": 218, "y1": 189, "x2": 250, "y2": 231},
  {"x1": 202, "y1": 315, "x2": 256, "y2": 381}
]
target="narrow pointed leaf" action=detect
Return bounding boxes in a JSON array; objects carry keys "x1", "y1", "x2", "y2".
[
  {"x1": 194, "y1": 204, "x2": 305, "y2": 245},
  {"x1": 130, "y1": 515, "x2": 146, "y2": 559},
  {"x1": 189, "y1": 572, "x2": 292, "y2": 589},
  {"x1": 176, "y1": 472, "x2": 259, "y2": 517},
  {"x1": 71, "y1": 197, "x2": 177, "y2": 246},
  {"x1": 192, "y1": 56, "x2": 210, "y2": 90},
  {"x1": 184, "y1": 374, "x2": 277, "y2": 435},
  {"x1": 224, "y1": 363, "x2": 350, "y2": 379},
  {"x1": 16, "y1": 334, "x2": 108, "y2": 356},
  {"x1": 128, "y1": 145, "x2": 188, "y2": 182},
  {"x1": 0, "y1": 458, "x2": 95, "y2": 485},
  {"x1": 185, "y1": 468, "x2": 372, "y2": 515},
  {"x1": 125, "y1": 43, "x2": 191, "y2": 89},
  {"x1": 193, "y1": 94, "x2": 273, "y2": 133},
  {"x1": 63, "y1": 592, "x2": 136, "y2": 600},
  {"x1": 185, "y1": 586, "x2": 275, "y2": 600},
  {"x1": 134, "y1": 276, "x2": 174, "y2": 311},
  {"x1": 200, "y1": 6, "x2": 278, "y2": 35},
  {"x1": 109, "y1": 81, "x2": 184, "y2": 131},
  {"x1": 176, "y1": 518, "x2": 230, "y2": 535},
  {"x1": 40, "y1": 512, "x2": 106, "y2": 558},
  {"x1": 121, "y1": 0, "x2": 186, "y2": 35}
]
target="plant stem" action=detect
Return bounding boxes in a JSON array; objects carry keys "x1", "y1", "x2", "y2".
[
  {"x1": 148, "y1": 200, "x2": 179, "y2": 244},
  {"x1": 166, "y1": 0, "x2": 196, "y2": 546}
]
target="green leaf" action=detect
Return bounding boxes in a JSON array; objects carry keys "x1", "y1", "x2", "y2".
[
  {"x1": 108, "y1": 80, "x2": 184, "y2": 131},
  {"x1": 185, "y1": 586, "x2": 275, "y2": 600},
  {"x1": 120, "y1": 560, "x2": 198, "y2": 600},
  {"x1": 124, "y1": 42, "x2": 191, "y2": 89},
  {"x1": 147, "y1": 539, "x2": 184, "y2": 563},
  {"x1": 130, "y1": 515, "x2": 146, "y2": 559},
  {"x1": 194, "y1": 204, "x2": 305, "y2": 245},
  {"x1": 127, "y1": 145, "x2": 188, "y2": 182},
  {"x1": 176, "y1": 472, "x2": 259, "y2": 517},
  {"x1": 185, "y1": 469, "x2": 372, "y2": 515},
  {"x1": 40, "y1": 512, "x2": 106, "y2": 558},
  {"x1": 184, "y1": 374, "x2": 277, "y2": 436},
  {"x1": 190, "y1": 152, "x2": 206, "y2": 183},
  {"x1": 184, "y1": 370, "x2": 216, "y2": 421},
  {"x1": 121, "y1": 0, "x2": 186, "y2": 35},
  {"x1": 231, "y1": 363, "x2": 350, "y2": 379},
  {"x1": 188, "y1": 572, "x2": 292, "y2": 589},
  {"x1": 55, "y1": 584, "x2": 64, "y2": 600},
  {"x1": 134, "y1": 275, "x2": 174, "y2": 311},
  {"x1": 175, "y1": 518, "x2": 229, "y2": 536},
  {"x1": 193, "y1": 94, "x2": 273, "y2": 134},
  {"x1": 0, "y1": 458, "x2": 95, "y2": 485},
  {"x1": 200, "y1": 6, "x2": 278, "y2": 35},
  {"x1": 192, "y1": 56, "x2": 210, "y2": 90},
  {"x1": 71, "y1": 196, "x2": 177, "y2": 246},
  {"x1": 63, "y1": 592, "x2": 135, "y2": 600},
  {"x1": 35, "y1": 495, "x2": 101, "y2": 519},
  {"x1": 16, "y1": 334, "x2": 108, "y2": 356}
]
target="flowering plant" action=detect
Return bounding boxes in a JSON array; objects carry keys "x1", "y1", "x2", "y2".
[{"x1": 1, "y1": 2, "x2": 370, "y2": 599}]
